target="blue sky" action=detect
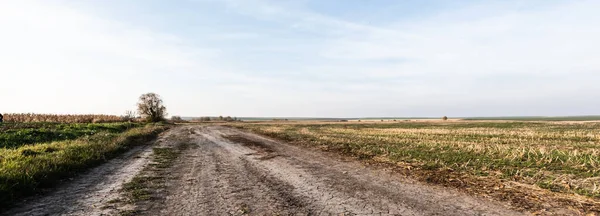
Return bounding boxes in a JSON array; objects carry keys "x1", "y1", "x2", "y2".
[{"x1": 1, "y1": 0, "x2": 599, "y2": 117}]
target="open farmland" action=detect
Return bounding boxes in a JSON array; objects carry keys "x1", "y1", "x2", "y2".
[
  {"x1": 231, "y1": 121, "x2": 600, "y2": 212},
  {"x1": 4, "y1": 120, "x2": 600, "y2": 215}
]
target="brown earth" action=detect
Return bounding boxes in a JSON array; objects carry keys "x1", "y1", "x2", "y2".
[{"x1": 4, "y1": 125, "x2": 527, "y2": 216}]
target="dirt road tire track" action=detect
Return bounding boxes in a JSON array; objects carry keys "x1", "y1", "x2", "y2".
[{"x1": 156, "y1": 125, "x2": 523, "y2": 215}]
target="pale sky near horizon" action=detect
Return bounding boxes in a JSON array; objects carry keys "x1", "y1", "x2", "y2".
[{"x1": 1, "y1": 0, "x2": 599, "y2": 118}]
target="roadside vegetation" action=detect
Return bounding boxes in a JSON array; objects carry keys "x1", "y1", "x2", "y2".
[
  {"x1": 0, "y1": 92, "x2": 174, "y2": 210},
  {"x1": 0, "y1": 123, "x2": 167, "y2": 209},
  {"x1": 0, "y1": 122, "x2": 139, "y2": 149},
  {"x1": 232, "y1": 121, "x2": 600, "y2": 211}
]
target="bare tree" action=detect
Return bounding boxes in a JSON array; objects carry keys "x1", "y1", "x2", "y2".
[{"x1": 137, "y1": 93, "x2": 167, "y2": 122}]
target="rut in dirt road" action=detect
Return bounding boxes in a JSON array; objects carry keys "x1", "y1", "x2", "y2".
[{"x1": 155, "y1": 125, "x2": 523, "y2": 215}]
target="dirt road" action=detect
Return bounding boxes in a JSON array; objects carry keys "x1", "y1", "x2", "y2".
[{"x1": 5, "y1": 125, "x2": 524, "y2": 215}]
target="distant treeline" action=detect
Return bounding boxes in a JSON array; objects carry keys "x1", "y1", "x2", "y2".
[{"x1": 191, "y1": 116, "x2": 241, "y2": 122}]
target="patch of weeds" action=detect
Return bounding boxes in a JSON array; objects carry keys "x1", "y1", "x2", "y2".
[
  {"x1": 122, "y1": 176, "x2": 154, "y2": 202},
  {"x1": 151, "y1": 148, "x2": 178, "y2": 169},
  {"x1": 178, "y1": 142, "x2": 194, "y2": 150},
  {"x1": 118, "y1": 142, "x2": 191, "y2": 215},
  {"x1": 238, "y1": 203, "x2": 251, "y2": 214},
  {"x1": 107, "y1": 198, "x2": 122, "y2": 204}
]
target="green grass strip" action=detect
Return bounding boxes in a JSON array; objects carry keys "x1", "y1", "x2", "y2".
[{"x1": 0, "y1": 124, "x2": 168, "y2": 209}]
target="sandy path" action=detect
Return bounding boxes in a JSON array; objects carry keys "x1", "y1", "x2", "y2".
[{"x1": 3, "y1": 125, "x2": 525, "y2": 215}]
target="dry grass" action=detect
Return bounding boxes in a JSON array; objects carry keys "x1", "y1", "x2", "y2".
[{"x1": 231, "y1": 121, "x2": 600, "y2": 213}]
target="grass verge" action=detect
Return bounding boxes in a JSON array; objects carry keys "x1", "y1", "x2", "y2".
[
  {"x1": 0, "y1": 124, "x2": 168, "y2": 209},
  {"x1": 0, "y1": 122, "x2": 141, "y2": 149}
]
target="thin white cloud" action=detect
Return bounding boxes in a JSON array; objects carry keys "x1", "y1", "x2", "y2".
[
  {"x1": 210, "y1": 0, "x2": 600, "y2": 116},
  {"x1": 0, "y1": 0, "x2": 224, "y2": 114},
  {"x1": 1, "y1": 0, "x2": 598, "y2": 117}
]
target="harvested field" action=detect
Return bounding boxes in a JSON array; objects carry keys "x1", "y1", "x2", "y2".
[{"x1": 231, "y1": 121, "x2": 600, "y2": 214}]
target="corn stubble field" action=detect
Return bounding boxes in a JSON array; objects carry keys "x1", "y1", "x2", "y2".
[
  {"x1": 232, "y1": 121, "x2": 600, "y2": 211},
  {"x1": 3, "y1": 113, "x2": 127, "y2": 123}
]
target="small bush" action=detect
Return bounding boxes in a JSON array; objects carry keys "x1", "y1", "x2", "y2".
[{"x1": 170, "y1": 116, "x2": 185, "y2": 123}]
